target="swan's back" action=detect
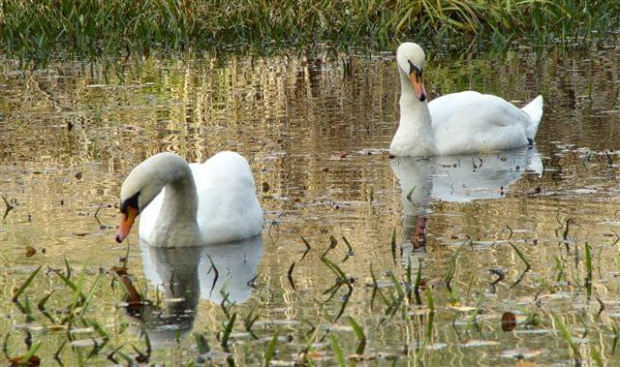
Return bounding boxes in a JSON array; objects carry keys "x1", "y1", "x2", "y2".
[
  {"x1": 193, "y1": 151, "x2": 264, "y2": 244},
  {"x1": 429, "y1": 91, "x2": 537, "y2": 155}
]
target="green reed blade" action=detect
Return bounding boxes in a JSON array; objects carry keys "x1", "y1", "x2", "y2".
[
  {"x1": 414, "y1": 259, "x2": 424, "y2": 305},
  {"x1": 221, "y1": 312, "x2": 237, "y2": 352},
  {"x1": 265, "y1": 332, "x2": 278, "y2": 366},
  {"x1": 11, "y1": 265, "x2": 42, "y2": 302},
  {"x1": 341, "y1": 236, "x2": 354, "y2": 262},
  {"x1": 348, "y1": 316, "x2": 366, "y2": 355},
  {"x1": 328, "y1": 334, "x2": 345, "y2": 367},
  {"x1": 116, "y1": 350, "x2": 134, "y2": 366},
  {"x1": 80, "y1": 274, "x2": 102, "y2": 318},
  {"x1": 369, "y1": 263, "x2": 388, "y2": 308},
  {"x1": 37, "y1": 291, "x2": 54, "y2": 312},
  {"x1": 53, "y1": 268, "x2": 87, "y2": 304},
  {"x1": 23, "y1": 294, "x2": 34, "y2": 323},
  {"x1": 591, "y1": 345, "x2": 603, "y2": 367},
  {"x1": 445, "y1": 242, "x2": 466, "y2": 295},
  {"x1": 551, "y1": 311, "x2": 581, "y2": 359},
  {"x1": 508, "y1": 242, "x2": 531, "y2": 269},
  {"x1": 23, "y1": 341, "x2": 41, "y2": 364},
  {"x1": 64, "y1": 257, "x2": 72, "y2": 279},
  {"x1": 425, "y1": 287, "x2": 435, "y2": 312},
  {"x1": 244, "y1": 306, "x2": 260, "y2": 336},
  {"x1": 3, "y1": 333, "x2": 11, "y2": 361},
  {"x1": 333, "y1": 286, "x2": 353, "y2": 322},
  {"x1": 391, "y1": 228, "x2": 397, "y2": 264},
  {"x1": 387, "y1": 271, "x2": 404, "y2": 298},
  {"x1": 195, "y1": 333, "x2": 210, "y2": 354},
  {"x1": 585, "y1": 242, "x2": 592, "y2": 279},
  {"x1": 320, "y1": 255, "x2": 347, "y2": 281}
]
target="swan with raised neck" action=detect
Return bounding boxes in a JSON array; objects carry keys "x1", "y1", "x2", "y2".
[
  {"x1": 390, "y1": 42, "x2": 437, "y2": 157},
  {"x1": 390, "y1": 42, "x2": 544, "y2": 157}
]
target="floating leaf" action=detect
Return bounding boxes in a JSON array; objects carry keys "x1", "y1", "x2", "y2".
[
  {"x1": 501, "y1": 312, "x2": 517, "y2": 332},
  {"x1": 25, "y1": 246, "x2": 36, "y2": 258}
]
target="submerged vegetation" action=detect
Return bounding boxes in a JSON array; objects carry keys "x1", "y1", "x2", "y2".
[
  {"x1": 1, "y1": 0, "x2": 619, "y2": 62},
  {"x1": 5, "y1": 226, "x2": 620, "y2": 365}
]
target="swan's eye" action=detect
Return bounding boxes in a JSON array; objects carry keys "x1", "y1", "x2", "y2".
[
  {"x1": 408, "y1": 60, "x2": 422, "y2": 76},
  {"x1": 120, "y1": 192, "x2": 140, "y2": 215}
]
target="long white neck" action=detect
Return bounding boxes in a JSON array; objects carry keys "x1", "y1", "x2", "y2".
[
  {"x1": 390, "y1": 70, "x2": 436, "y2": 157},
  {"x1": 150, "y1": 158, "x2": 200, "y2": 245}
]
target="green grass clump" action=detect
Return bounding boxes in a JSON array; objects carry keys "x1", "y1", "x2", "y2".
[{"x1": 1, "y1": 0, "x2": 619, "y2": 63}]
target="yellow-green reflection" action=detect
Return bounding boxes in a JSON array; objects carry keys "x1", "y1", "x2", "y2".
[{"x1": 1, "y1": 47, "x2": 620, "y2": 365}]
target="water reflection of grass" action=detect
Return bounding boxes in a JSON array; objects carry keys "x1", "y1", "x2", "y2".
[
  {"x1": 2, "y1": 44, "x2": 620, "y2": 365},
  {"x1": 1, "y1": 0, "x2": 618, "y2": 62},
  {"x1": 5, "y1": 232, "x2": 620, "y2": 365}
]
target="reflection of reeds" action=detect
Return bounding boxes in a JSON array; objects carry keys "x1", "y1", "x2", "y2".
[{"x1": 3, "y1": 36, "x2": 620, "y2": 367}]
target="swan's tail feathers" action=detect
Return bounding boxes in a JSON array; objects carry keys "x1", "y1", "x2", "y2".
[{"x1": 522, "y1": 95, "x2": 544, "y2": 140}]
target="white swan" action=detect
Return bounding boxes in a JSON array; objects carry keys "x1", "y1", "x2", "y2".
[
  {"x1": 115, "y1": 151, "x2": 264, "y2": 247},
  {"x1": 390, "y1": 42, "x2": 544, "y2": 157}
]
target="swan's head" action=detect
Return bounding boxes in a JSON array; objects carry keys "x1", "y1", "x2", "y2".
[
  {"x1": 396, "y1": 42, "x2": 427, "y2": 102},
  {"x1": 116, "y1": 152, "x2": 185, "y2": 243}
]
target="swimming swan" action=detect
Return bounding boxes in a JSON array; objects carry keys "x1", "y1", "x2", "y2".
[
  {"x1": 115, "y1": 151, "x2": 263, "y2": 247},
  {"x1": 390, "y1": 42, "x2": 544, "y2": 157}
]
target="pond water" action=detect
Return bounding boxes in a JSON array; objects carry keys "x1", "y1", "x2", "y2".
[{"x1": 1, "y1": 46, "x2": 620, "y2": 365}]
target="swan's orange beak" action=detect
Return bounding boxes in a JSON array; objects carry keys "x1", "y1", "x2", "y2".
[
  {"x1": 409, "y1": 71, "x2": 426, "y2": 102},
  {"x1": 116, "y1": 206, "x2": 138, "y2": 243}
]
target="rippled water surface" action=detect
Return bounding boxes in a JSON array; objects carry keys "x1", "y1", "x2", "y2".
[{"x1": 1, "y1": 46, "x2": 620, "y2": 365}]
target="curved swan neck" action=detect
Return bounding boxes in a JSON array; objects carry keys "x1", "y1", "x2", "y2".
[
  {"x1": 154, "y1": 159, "x2": 199, "y2": 244},
  {"x1": 160, "y1": 169, "x2": 198, "y2": 223},
  {"x1": 121, "y1": 153, "x2": 201, "y2": 245},
  {"x1": 390, "y1": 70, "x2": 436, "y2": 157}
]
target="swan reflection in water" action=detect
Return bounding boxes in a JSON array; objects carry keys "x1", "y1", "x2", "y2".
[
  {"x1": 120, "y1": 235, "x2": 263, "y2": 347},
  {"x1": 390, "y1": 146, "x2": 543, "y2": 255}
]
